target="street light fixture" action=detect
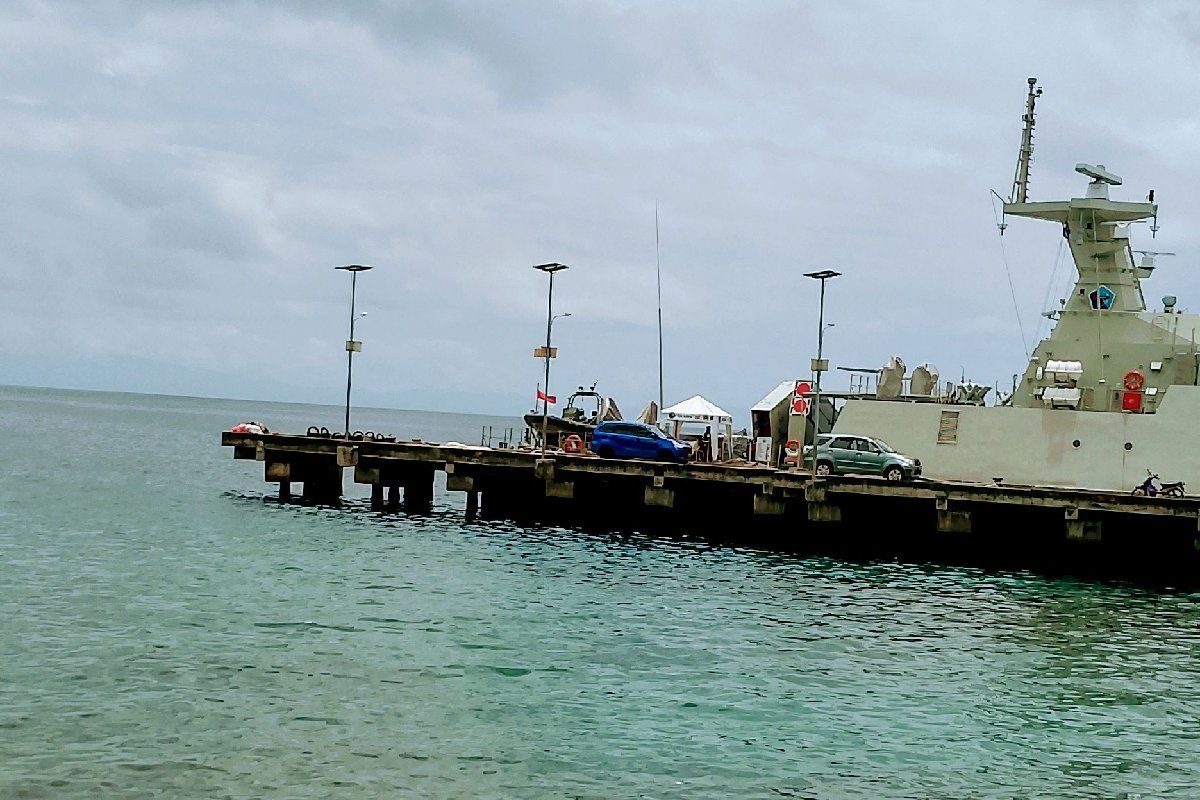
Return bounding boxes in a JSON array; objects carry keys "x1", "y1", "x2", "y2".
[
  {"x1": 335, "y1": 264, "x2": 372, "y2": 439},
  {"x1": 803, "y1": 269, "x2": 840, "y2": 477},
  {"x1": 551, "y1": 312, "x2": 572, "y2": 333},
  {"x1": 533, "y1": 262, "x2": 569, "y2": 456}
]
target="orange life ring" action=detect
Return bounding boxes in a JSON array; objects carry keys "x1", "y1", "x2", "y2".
[
  {"x1": 563, "y1": 434, "x2": 583, "y2": 453},
  {"x1": 1123, "y1": 370, "x2": 1145, "y2": 391}
]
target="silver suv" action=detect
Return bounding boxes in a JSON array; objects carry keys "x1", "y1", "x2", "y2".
[{"x1": 802, "y1": 434, "x2": 921, "y2": 481}]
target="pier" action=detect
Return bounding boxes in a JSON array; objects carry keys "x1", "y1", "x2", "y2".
[{"x1": 223, "y1": 430, "x2": 1200, "y2": 578}]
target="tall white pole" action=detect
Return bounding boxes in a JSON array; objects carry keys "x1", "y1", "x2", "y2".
[
  {"x1": 655, "y1": 203, "x2": 664, "y2": 413},
  {"x1": 335, "y1": 264, "x2": 372, "y2": 437},
  {"x1": 810, "y1": 278, "x2": 826, "y2": 477},
  {"x1": 344, "y1": 269, "x2": 357, "y2": 438},
  {"x1": 541, "y1": 271, "x2": 554, "y2": 456},
  {"x1": 802, "y1": 269, "x2": 839, "y2": 476}
]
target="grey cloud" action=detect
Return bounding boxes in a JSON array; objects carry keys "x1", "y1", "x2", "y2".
[
  {"x1": 4, "y1": 1, "x2": 1200, "y2": 418},
  {"x1": 312, "y1": 0, "x2": 662, "y2": 106}
]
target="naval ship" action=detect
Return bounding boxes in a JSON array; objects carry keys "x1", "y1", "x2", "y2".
[{"x1": 822, "y1": 79, "x2": 1196, "y2": 492}]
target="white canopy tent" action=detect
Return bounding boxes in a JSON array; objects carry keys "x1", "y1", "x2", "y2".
[{"x1": 662, "y1": 395, "x2": 734, "y2": 461}]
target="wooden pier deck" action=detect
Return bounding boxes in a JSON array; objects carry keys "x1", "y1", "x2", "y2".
[{"x1": 222, "y1": 430, "x2": 1200, "y2": 578}]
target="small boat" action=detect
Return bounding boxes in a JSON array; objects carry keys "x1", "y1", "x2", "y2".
[{"x1": 524, "y1": 383, "x2": 622, "y2": 447}]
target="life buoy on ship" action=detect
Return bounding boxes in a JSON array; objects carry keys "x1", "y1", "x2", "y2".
[
  {"x1": 563, "y1": 434, "x2": 584, "y2": 454},
  {"x1": 1123, "y1": 370, "x2": 1145, "y2": 391}
]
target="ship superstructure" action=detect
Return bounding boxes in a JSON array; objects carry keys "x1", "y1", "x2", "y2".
[
  {"x1": 1005, "y1": 160, "x2": 1196, "y2": 415},
  {"x1": 809, "y1": 79, "x2": 1200, "y2": 491}
]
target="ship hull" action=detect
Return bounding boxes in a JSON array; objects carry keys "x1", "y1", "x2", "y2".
[{"x1": 830, "y1": 386, "x2": 1200, "y2": 492}]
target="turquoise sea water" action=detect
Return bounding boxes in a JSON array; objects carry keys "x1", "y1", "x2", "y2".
[{"x1": 2, "y1": 385, "x2": 1199, "y2": 798}]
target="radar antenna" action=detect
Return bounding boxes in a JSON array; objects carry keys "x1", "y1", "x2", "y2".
[
  {"x1": 1010, "y1": 77, "x2": 1043, "y2": 203},
  {"x1": 1132, "y1": 250, "x2": 1176, "y2": 274},
  {"x1": 1075, "y1": 163, "x2": 1122, "y2": 185}
]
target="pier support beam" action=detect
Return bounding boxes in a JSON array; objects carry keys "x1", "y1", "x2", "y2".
[
  {"x1": 935, "y1": 497, "x2": 972, "y2": 533},
  {"x1": 1064, "y1": 507, "x2": 1101, "y2": 542},
  {"x1": 546, "y1": 480, "x2": 575, "y2": 499},
  {"x1": 370, "y1": 482, "x2": 384, "y2": 510},
  {"x1": 301, "y1": 469, "x2": 343, "y2": 504},
  {"x1": 805, "y1": 480, "x2": 841, "y2": 523},
  {"x1": 446, "y1": 473, "x2": 475, "y2": 493},
  {"x1": 386, "y1": 484, "x2": 400, "y2": 510},
  {"x1": 937, "y1": 510, "x2": 972, "y2": 533},
  {"x1": 336, "y1": 445, "x2": 359, "y2": 468},
  {"x1": 753, "y1": 492, "x2": 786, "y2": 516},
  {"x1": 271, "y1": 459, "x2": 306, "y2": 503},
  {"x1": 644, "y1": 485, "x2": 675, "y2": 508},
  {"x1": 403, "y1": 469, "x2": 435, "y2": 512},
  {"x1": 807, "y1": 502, "x2": 842, "y2": 523},
  {"x1": 443, "y1": 468, "x2": 480, "y2": 520},
  {"x1": 535, "y1": 458, "x2": 574, "y2": 500}
]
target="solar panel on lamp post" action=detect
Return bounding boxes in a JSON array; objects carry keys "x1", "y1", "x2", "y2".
[
  {"x1": 803, "y1": 270, "x2": 840, "y2": 478},
  {"x1": 335, "y1": 264, "x2": 372, "y2": 440}
]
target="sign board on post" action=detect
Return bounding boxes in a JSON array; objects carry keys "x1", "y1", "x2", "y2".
[
  {"x1": 533, "y1": 346, "x2": 558, "y2": 359},
  {"x1": 754, "y1": 436, "x2": 773, "y2": 463},
  {"x1": 810, "y1": 358, "x2": 829, "y2": 372},
  {"x1": 345, "y1": 340, "x2": 362, "y2": 352}
]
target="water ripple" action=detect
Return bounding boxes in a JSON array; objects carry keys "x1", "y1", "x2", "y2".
[{"x1": 3, "y1": 388, "x2": 1200, "y2": 797}]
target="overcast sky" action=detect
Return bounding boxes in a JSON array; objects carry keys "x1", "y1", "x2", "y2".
[{"x1": 4, "y1": 1, "x2": 1200, "y2": 421}]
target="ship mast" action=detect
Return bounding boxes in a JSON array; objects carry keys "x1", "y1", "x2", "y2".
[{"x1": 1010, "y1": 77, "x2": 1043, "y2": 203}]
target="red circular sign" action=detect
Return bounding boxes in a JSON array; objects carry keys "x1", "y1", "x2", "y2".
[
  {"x1": 792, "y1": 397, "x2": 809, "y2": 415},
  {"x1": 795, "y1": 381, "x2": 811, "y2": 395}
]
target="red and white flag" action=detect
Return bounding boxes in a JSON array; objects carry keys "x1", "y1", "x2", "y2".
[{"x1": 536, "y1": 389, "x2": 557, "y2": 405}]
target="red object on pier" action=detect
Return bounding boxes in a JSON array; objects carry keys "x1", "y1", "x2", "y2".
[{"x1": 791, "y1": 381, "x2": 812, "y2": 415}]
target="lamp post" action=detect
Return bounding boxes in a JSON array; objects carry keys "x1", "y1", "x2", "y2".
[
  {"x1": 803, "y1": 269, "x2": 840, "y2": 477},
  {"x1": 335, "y1": 264, "x2": 372, "y2": 439},
  {"x1": 533, "y1": 262, "x2": 569, "y2": 456}
]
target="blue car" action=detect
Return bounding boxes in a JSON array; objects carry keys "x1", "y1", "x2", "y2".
[{"x1": 590, "y1": 421, "x2": 691, "y2": 463}]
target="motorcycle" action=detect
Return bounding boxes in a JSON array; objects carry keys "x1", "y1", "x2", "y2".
[{"x1": 1131, "y1": 470, "x2": 1186, "y2": 498}]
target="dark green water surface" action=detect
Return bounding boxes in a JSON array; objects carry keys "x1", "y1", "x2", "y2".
[{"x1": 2, "y1": 386, "x2": 1198, "y2": 798}]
